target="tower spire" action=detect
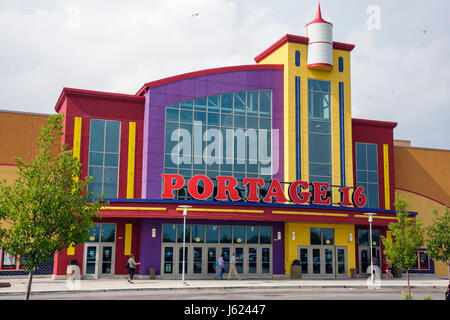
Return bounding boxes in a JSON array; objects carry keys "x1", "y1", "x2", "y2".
[{"x1": 316, "y1": 2, "x2": 323, "y2": 20}]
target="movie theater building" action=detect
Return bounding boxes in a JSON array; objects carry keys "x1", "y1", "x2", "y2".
[{"x1": 50, "y1": 6, "x2": 417, "y2": 280}]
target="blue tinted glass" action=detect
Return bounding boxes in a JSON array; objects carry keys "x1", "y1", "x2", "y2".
[
  {"x1": 247, "y1": 116, "x2": 258, "y2": 129},
  {"x1": 234, "y1": 92, "x2": 246, "y2": 113},
  {"x1": 194, "y1": 111, "x2": 206, "y2": 123},
  {"x1": 234, "y1": 115, "x2": 245, "y2": 128},
  {"x1": 221, "y1": 93, "x2": 233, "y2": 114},
  {"x1": 356, "y1": 143, "x2": 367, "y2": 170},
  {"x1": 310, "y1": 79, "x2": 330, "y2": 92},
  {"x1": 309, "y1": 120, "x2": 331, "y2": 134},
  {"x1": 192, "y1": 225, "x2": 204, "y2": 243},
  {"x1": 207, "y1": 112, "x2": 219, "y2": 126},
  {"x1": 206, "y1": 225, "x2": 218, "y2": 243},
  {"x1": 295, "y1": 50, "x2": 301, "y2": 67},
  {"x1": 367, "y1": 144, "x2": 378, "y2": 170},
  {"x1": 165, "y1": 154, "x2": 177, "y2": 168},
  {"x1": 180, "y1": 100, "x2": 193, "y2": 110},
  {"x1": 338, "y1": 57, "x2": 344, "y2": 72},
  {"x1": 356, "y1": 170, "x2": 367, "y2": 183},
  {"x1": 259, "y1": 118, "x2": 271, "y2": 130},
  {"x1": 104, "y1": 153, "x2": 118, "y2": 167},
  {"x1": 260, "y1": 227, "x2": 272, "y2": 244},
  {"x1": 88, "y1": 166, "x2": 103, "y2": 195},
  {"x1": 90, "y1": 119, "x2": 105, "y2": 152},
  {"x1": 89, "y1": 152, "x2": 103, "y2": 166},
  {"x1": 247, "y1": 91, "x2": 258, "y2": 114},
  {"x1": 221, "y1": 114, "x2": 233, "y2": 127},
  {"x1": 165, "y1": 122, "x2": 179, "y2": 153},
  {"x1": 259, "y1": 90, "x2": 271, "y2": 115},
  {"x1": 163, "y1": 224, "x2": 176, "y2": 243},
  {"x1": 207, "y1": 95, "x2": 219, "y2": 112},
  {"x1": 194, "y1": 97, "x2": 207, "y2": 111},
  {"x1": 309, "y1": 133, "x2": 331, "y2": 164},
  {"x1": 167, "y1": 103, "x2": 179, "y2": 109},
  {"x1": 179, "y1": 109, "x2": 193, "y2": 123},
  {"x1": 368, "y1": 183, "x2": 379, "y2": 208},
  {"x1": 105, "y1": 121, "x2": 120, "y2": 153},
  {"x1": 220, "y1": 226, "x2": 232, "y2": 243},
  {"x1": 310, "y1": 163, "x2": 332, "y2": 177},
  {"x1": 247, "y1": 226, "x2": 259, "y2": 244},
  {"x1": 166, "y1": 108, "x2": 179, "y2": 122},
  {"x1": 103, "y1": 167, "x2": 118, "y2": 197},
  {"x1": 368, "y1": 171, "x2": 378, "y2": 183},
  {"x1": 179, "y1": 169, "x2": 192, "y2": 178},
  {"x1": 233, "y1": 226, "x2": 245, "y2": 243},
  {"x1": 309, "y1": 91, "x2": 330, "y2": 120}
]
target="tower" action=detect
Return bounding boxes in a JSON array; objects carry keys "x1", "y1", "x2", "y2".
[{"x1": 305, "y1": 4, "x2": 333, "y2": 71}]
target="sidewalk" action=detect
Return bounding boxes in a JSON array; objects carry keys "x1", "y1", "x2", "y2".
[{"x1": 0, "y1": 274, "x2": 447, "y2": 297}]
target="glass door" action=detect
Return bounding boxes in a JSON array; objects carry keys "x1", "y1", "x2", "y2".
[
  {"x1": 359, "y1": 246, "x2": 381, "y2": 274},
  {"x1": 207, "y1": 247, "x2": 217, "y2": 274},
  {"x1": 84, "y1": 244, "x2": 99, "y2": 278},
  {"x1": 221, "y1": 247, "x2": 230, "y2": 274},
  {"x1": 234, "y1": 247, "x2": 244, "y2": 274},
  {"x1": 336, "y1": 247, "x2": 347, "y2": 278},
  {"x1": 193, "y1": 247, "x2": 202, "y2": 274},
  {"x1": 100, "y1": 244, "x2": 115, "y2": 276},
  {"x1": 248, "y1": 248, "x2": 257, "y2": 274}
]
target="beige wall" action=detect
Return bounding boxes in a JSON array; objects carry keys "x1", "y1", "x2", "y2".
[
  {"x1": 396, "y1": 189, "x2": 448, "y2": 277},
  {"x1": 0, "y1": 111, "x2": 49, "y2": 164}
]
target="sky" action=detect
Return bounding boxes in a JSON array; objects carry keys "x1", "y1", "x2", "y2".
[{"x1": 0, "y1": 0, "x2": 449, "y2": 149}]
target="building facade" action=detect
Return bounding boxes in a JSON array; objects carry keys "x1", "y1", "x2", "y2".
[{"x1": 3, "y1": 6, "x2": 435, "y2": 280}]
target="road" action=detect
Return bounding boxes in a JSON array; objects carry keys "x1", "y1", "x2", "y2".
[{"x1": 2, "y1": 287, "x2": 446, "y2": 300}]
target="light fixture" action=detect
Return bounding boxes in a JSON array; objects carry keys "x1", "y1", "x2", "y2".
[
  {"x1": 349, "y1": 233, "x2": 353, "y2": 242},
  {"x1": 291, "y1": 232, "x2": 296, "y2": 241},
  {"x1": 152, "y1": 228, "x2": 156, "y2": 238}
]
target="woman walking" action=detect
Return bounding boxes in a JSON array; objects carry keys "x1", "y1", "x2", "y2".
[
  {"x1": 127, "y1": 254, "x2": 140, "y2": 284},
  {"x1": 214, "y1": 254, "x2": 224, "y2": 280}
]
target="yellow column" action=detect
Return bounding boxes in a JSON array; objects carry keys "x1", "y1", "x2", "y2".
[
  {"x1": 127, "y1": 122, "x2": 136, "y2": 199},
  {"x1": 124, "y1": 224, "x2": 133, "y2": 256},
  {"x1": 68, "y1": 117, "x2": 82, "y2": 256},
  {"x1": 383, "y1": 144, "x2": 390, "y2": 210}
]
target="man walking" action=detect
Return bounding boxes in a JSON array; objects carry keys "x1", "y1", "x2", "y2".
[
  {"x1": 215, "y1": 254, "x2": 224, "y2": 280},
  {"x1": 228, "y1": 252, "x2": 241, "y2": 280}
]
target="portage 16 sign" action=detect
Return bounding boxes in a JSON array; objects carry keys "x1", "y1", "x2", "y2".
[{"x1": 161, "y1": 174, "x2": 367, "y2": 207}]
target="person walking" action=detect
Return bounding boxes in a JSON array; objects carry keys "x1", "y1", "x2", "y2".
[
  {"x1": 214, "y1": 254, "x2": 224, "y2": 280},
  {"x1": 127, "y1": 254, "x2": 140, "y2": 284},
  {"x1": 228, "y1": 252, "x2": 241, "y2": 280}
]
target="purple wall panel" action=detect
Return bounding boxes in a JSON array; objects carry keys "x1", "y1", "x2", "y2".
[
  {"x1": 139, "y1": 219, "x2": 285, "y2": 275},
  {"x1": 142, "y1": 69, "x2": 284, "y2": 199}
]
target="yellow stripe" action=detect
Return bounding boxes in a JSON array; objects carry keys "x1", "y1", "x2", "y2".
[
  {"x1": 354, "y1": 214, "x2": 397, "y2": 220},
  {"x1": 101, "y1": 206, "x2": 166, "y2": 211},
  {"x1": 124, "y1": 224, "x2": 132, "y2": 256},
  {"x1": 73, "y1": 117, "x2": 82, "y2": 160},
  {"x1": 175, "y1": 208, "x2": 264, "y2": 214},
  {"x1": 272, "y1": 211, "x2": 348, "y2": 217},
  {"x1": 331, "y1": 81, "x2": 341, "y2": 206},
  {"x1": 383, "y1": 144, "x2": 390, "y2": 210},
  {"x1": 127, "y1": 122, "x2": 136, "y2": 199}
]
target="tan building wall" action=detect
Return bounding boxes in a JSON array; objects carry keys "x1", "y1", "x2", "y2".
[
  {"x1": 0, "y1": 110, "x2": 50, "y2": 164},
  {"x1": 394, "y1": 145, "x2": 450, "y2": 277}
]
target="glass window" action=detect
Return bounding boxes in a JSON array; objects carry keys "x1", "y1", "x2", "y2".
[
  {"x1": 207, "y1": 96, "x2": 219, "y2": 112},
  {"x1": 338, "y1": 57, "x2": 344, "y2": 72},
  {"x1": 88, "y1": 224, "x2": 100, "y2": 242},
  {"x1": 234, "y1": 92, "x2": 246, "y2": 114},
  {"x1": 310, "y1": 228, "x2": 321, "y2": 245},
  {"x1": 195, "y1": 97, "x2": 207, "y2": 111},
  {"x1": 246, "y1": 226, "x2": 258, "y2": 244},
  {"x1": 259, "y1": 90, "x2": 271, "y2": 116},
  {"x1": 233, "y1": 226, "x2": 245, "y2": 244},
  {"x1": 164, "y1": 247, "x2": 173, "y2": 274},
  {"x1": 206, "y1": 225, "x2": 219, "y2": 243},
  {"x1": 356, "y1": 142, "x2": 379, "y2": 208},
  {"x1": 1, "y1": 250, "x2": 16, "y2": 269},
  {"x1": 419, "y1": 252, "x2": 429, "y2": 270},
  {"x1": 260, "y1": 227, "x2": 272, "y2": 244},
  {"x1": 192, "y1": 225, "x2": 204, "y2": 243},
  {"x1": 220, "y1": 225, "x2": 232, "y2": 243},
  {"x1": 221, "y1": 93, "x2": 233, "y2": 114},
  {"x1": 88, "y1": 119, "x2": 120, "y2": 198},
  {"x1": 163, "y1": 224, "x2": 176, "y2": 243},
  {"x1": 101, "y1": 224, "x2": 116, "y2": 242},
  {"x1": 322, "y1": 228, "x2": 334, "y2": 245},
  {"x1": 177, "y1": 224, "x2": 191, "y2": 243},
  {"x1": 295, "y1": 50, "x2": 301, "y2": 67},
  {"x1": 358, "y1": 230, "x2": 368, "y2": 246},
  {"x1": 180, "y1": 100, "x2": 193, "y2": 110}
]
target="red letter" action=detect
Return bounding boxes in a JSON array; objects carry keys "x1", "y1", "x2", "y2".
[
  {"x1": 161, "y1": 174, "x2": 184, "y2": 199},
  {"x1": 288, "y1": 180, "x2": 311, "y2": 204},
  {"x1": 187, "y1": 175, "x2": 214, "y2": 200},
  {"x1": 243, "y1": 178, "x2": 265, "y2": 202},
  {"x1": 311, "y1": 182, "x2": 331, "y2": 205},
  {"x1": 339, "y1": 187, "x2": 353, "y2": 206},
  {"x1": 353, "y1": 186, "x2": 367, "y2": 207},
  {"x1": 263, "y1": 179, "x2": 287, "y2": 203},
  {"x1": 215, "y1": 176, "x2": 241, "y2": 201}
]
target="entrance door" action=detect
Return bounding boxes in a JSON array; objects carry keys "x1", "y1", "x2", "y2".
[
  {"x1": 359, "y1": 246, "x2": 381, "y2": 274},
  {"x1": 83, "y1": 243, "x2": 115, "y2": 278},
  {"x1": 335, "y1": 247, "x2": 347, "y2": 278},
  {"x1": 298, "y1": 246, "x2": 338, "y2": 278}
]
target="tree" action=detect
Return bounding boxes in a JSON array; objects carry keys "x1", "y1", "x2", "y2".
[
  {"x1": 0, "y1": 114, "x2": 103, "y2": 300},
  {"x1": 425, "y1": 207, "x2": 450, "y2": 283},
  {"x1": 381, "y1": 194, "x2": 424, "y2": 300}
]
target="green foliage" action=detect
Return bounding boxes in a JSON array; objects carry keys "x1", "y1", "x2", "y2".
[
  {"x1": 423, "y1": 295, "x2": 432, "y2": 300},
  {"x1": 425, "y1": 207, "x2": 450, "y2": 265},
  {"x1": 381, "y1": 194, "x2": 425, "y2": 271},
  {"x1": 401, "y1": 291, "x2": 414, "y2": 300},
  {"x1": 0, "y1": 114, "x2": 104, "y2": 271}
]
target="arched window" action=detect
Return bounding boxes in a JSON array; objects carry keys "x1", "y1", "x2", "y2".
[{"x1": 295, "y1": 51, "x2": 301, "y2": 67}]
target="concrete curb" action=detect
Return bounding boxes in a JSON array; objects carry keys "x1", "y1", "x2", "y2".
[{"x1": 0, "y1": 283, "x2": 447, "y2": 297}]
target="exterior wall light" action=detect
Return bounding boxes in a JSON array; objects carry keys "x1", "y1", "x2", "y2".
[
  {"x1": 291, "y1": 232, "x2": 296, "y2": 241},
  {"x1": 349, "y1": 233, "x2": 353, "y2": 242},
  {"x1": 152, "y1": 228, "x2": 157, "y2": 238}
]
